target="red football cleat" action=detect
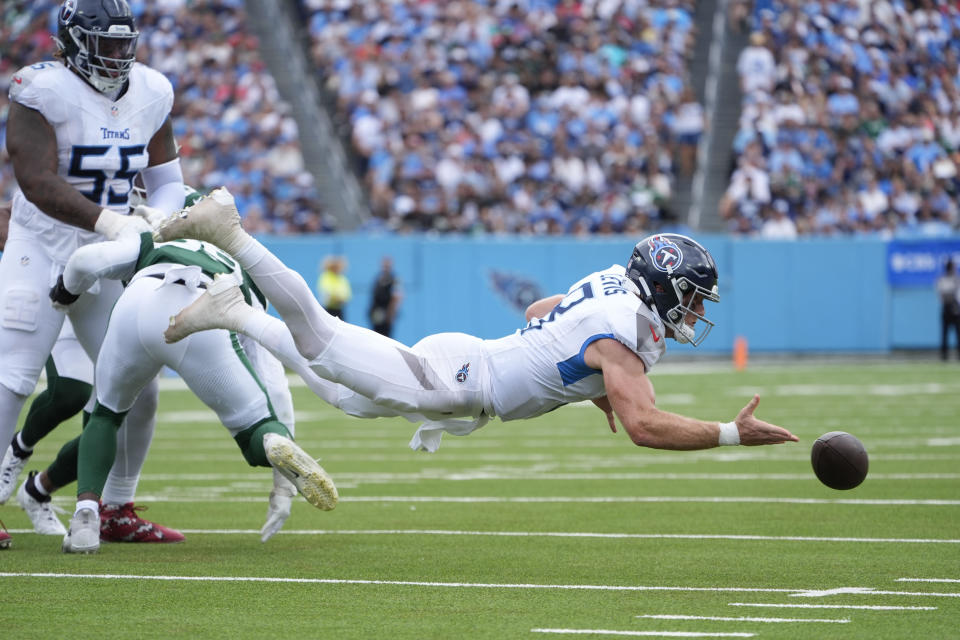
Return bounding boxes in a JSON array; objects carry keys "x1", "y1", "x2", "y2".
[
  {"x1": 99, "y1": 503, "x2": 185, "y2": 543},
  {"x1": 0, "y1": 519, "x2": 11, "y2": 549}
]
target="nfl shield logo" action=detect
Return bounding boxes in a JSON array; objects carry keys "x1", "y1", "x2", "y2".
[{"x1": 111, "y1": 106, "x2": 119, "y2": 118}]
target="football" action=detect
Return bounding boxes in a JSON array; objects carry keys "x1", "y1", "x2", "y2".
[{"x1": 811, "y1": 431, "x2": 869, "y2": 490}]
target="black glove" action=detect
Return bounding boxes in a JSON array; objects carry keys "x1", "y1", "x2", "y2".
[{"x1": 49, "y1": 274, "x2": 80, "y2": 310}]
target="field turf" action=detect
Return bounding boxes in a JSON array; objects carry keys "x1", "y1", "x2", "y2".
[{"x1": 1, "y1": 360, "x2": 958, "y2": 639}]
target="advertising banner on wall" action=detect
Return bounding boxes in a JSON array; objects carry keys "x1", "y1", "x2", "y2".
[{"x1": 887, "y1": 239, "x2": 960, "y2": 287}]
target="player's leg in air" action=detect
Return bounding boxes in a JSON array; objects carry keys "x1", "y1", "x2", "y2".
[
  {"x1": 63, "y1": 273, "x2": 336, "y2": 553},
  {"x1": 158, "y1": 188, "x2": 482, "y2": 420}
]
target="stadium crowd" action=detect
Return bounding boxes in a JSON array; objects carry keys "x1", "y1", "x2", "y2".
[
  {"x1": 0, "y1": 0, "x2": 328, "y2": 234},
  {"x1": 725, "y1": 0, "x2": 960, "y2": 238},
  {"x1": 299, "y1": 0, "x2": 703, "y2": 234}
]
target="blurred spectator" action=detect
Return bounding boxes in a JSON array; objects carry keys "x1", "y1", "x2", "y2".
[
  {"x1": 937, "y1": 258, "x2": 960, "y2": 361},
  {"x1": 368, "y1": 256, "x2": 403, "y2": 337},
  {"x1": 0, "y1": 1, "x2": 327, "y2": 234},
  {"x1": 317, "y1": 255, "x2": 351, "y2": 320},
  {"x1": 300, "y1": 0, "x2": 703, "y2": 234},
  {"x1": 727, "y1": 1, "x2": 960, "y2": 238}
]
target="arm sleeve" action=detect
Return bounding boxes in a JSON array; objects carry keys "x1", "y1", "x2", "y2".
[
  {"x1": 62, "y1": 235, "x2": 142, "y2": 294},
  {"x1": 141, "y1": 157, "x2": 185, "y2": 214}
]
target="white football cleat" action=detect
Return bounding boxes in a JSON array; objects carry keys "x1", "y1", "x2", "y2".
[
  {"x1": 17, "y1": 473, "x2": 67, "y2": 535},
  {"x1": 0, "y1": 444, "x2": 28, "y2": 504},
  {"x1": 164, "y1": 273, "x2": 249, "y2": 343},
  {"x1": 152, "y1": 187, "x2": 249, "y2": 255},
  {"x1": 264, "y1": 433, "x2": 338, "y2": 511},
  {"x1": 62, "y1": 508, "x2": 100, "y2": 554}
]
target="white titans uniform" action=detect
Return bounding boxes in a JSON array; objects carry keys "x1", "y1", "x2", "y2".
[
  {"x1": 0, "y1": 60, "x2": 172, "y2": 393},
  {"x1": 482, "y1": 264, "x2": 666, "y2": 420},
  {"x1": 0, "y1": 61, "x2": 172, "y2": 503},
  {"x1": 289, "y1": 264, "x2": 666, "y2": 451}
]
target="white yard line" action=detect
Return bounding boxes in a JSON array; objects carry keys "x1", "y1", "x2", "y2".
[
  {"x1": 533, "y1": 630, "x2": 754, "y2": 638},
  {"x1": 638, "y1": 614, "x2": 848, "y2": 624},
  {"x1": 0, "y1": 573, "x2": 799, "y2": 593},
  {"x1": 3, "y1": 573, "x2": 957, "y2": 600},
  {"x1": 49, "y1": 494, "x2": 960, "y2": 507},
  {"x1": 134, "y1": 472, "x2": 960, "y2": 482},
  {"x1": 728, "y1": 602, "x2": 937, "y2": 611},
  {"x1": 896, "y1": 578, "x2": 960, "y2": 583},
  {"x1": 14, "y1": 527, "x2": 960, "y2": 545}
]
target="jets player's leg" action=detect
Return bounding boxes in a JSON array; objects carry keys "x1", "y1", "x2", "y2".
[
  {"x1": 66, "y1": 281, "x2": 166, "y2": 553},
  {"x1": 166, "y1": 297, "x2": 337, "y2": 512},
  {"x1": 237, "y1": 336, "x2": 299, "y2": 541},
  {"x1": 101, "y1": 378, "x2": 158, "y2": 506},
  {"x1": 67, "y1": 278, "x2": 179, "y2": 543}
]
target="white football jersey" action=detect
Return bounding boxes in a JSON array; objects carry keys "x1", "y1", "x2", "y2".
[
  {"x1": 483, "y1": 264, "x2": 666, "y2": 421},
  {"x1": 8, "y1": 61, "x2": 173, "y2": 262}
]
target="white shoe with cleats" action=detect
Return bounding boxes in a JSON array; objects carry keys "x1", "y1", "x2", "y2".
[
  {"x1": 164, "y1": 273, "x2": 249, "y2": 343},
  {"x1": 62, "y1": 508, "x2": 100, "y2": 554},
  {"x1": 152, "y1": 187, "x2": 248, "y2": 255},
  {"x1": 264, "y1": 433, "x2": 338, "y2": 511},
  {"x1": 17, "y1": 475, "x2": 67, "y2": 535},
  {"x1": 0, "y1": 445, "x2": 28, "y2": 504}
]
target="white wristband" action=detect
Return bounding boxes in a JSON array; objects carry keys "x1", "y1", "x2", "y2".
[{"x1": 718, "y1": 421, "x2": 740, "y2": 446}]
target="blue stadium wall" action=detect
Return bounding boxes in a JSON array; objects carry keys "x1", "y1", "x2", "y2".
[{"x1": 262, "y1": 234, "x2": 960, "y2": 355}]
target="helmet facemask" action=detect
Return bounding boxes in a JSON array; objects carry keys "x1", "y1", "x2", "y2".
[
  {"x1": 61, "y1": 23, "x2": 138, "y2": 93},
  {"x1": 659, "y1": 273, "x2": 719, "y2": 346}
]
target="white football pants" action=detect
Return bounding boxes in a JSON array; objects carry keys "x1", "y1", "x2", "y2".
[{"x1": 0, "y1": 223, "x2": 155, "y2": 503}]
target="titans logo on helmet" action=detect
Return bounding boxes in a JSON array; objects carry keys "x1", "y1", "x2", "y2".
[
  {"x1": 60, "y1": 0, "x2": 77, "y2": 23},
  {"x1": 648, "y1": 235, "x2": 683, "y2": 273},
  {"x1": 455, "y1": 363, "x2": 470, "y2": 383}
]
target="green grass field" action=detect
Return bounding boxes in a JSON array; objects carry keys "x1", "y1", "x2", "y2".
[{"x1": 2, "y1": 360, "x2": 958, "y2": 639}]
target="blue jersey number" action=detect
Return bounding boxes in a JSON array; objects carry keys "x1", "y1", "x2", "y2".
[
  {"x1": 68, "y1": 144, "x2": 146, "y2": 205},
  {"x1": 520, "y1": 282, "x2": 594, "y2": 335}
]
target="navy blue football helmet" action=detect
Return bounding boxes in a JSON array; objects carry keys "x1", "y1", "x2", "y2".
[
  {"x1": 626, "y1": 234, "x2": 719, "y2": 346},
  {"x1": 55, "y1": 0, "x2": 139, "y2": 94}
]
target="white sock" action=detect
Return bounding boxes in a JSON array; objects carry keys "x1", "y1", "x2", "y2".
[
  {"x1": 32, "y1": 474, "x2": 49, "y2": 497},
  {"x1": 75, "y1": 499, "x2": 99, "y2": 516}
]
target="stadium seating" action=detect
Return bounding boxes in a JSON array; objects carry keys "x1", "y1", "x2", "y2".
[
  {"x1": 0, "y1": 0, "x2": 327, "y2": 234},
  {"x1": 724, "y1": 1, "x2": 960, "y2": 237},
  {"x1": 298, "y1": 0, "x2": 702, "y2": 233}
]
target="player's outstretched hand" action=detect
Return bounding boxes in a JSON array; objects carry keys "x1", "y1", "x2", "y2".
[{"x1": 734, "y1": 395, "x2": 799, "y2": 446}]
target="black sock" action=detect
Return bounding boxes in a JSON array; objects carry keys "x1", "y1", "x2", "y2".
[
  {"x1": 10, "y1": 432, "x2": 32, "y2": 460},
  {"x1": 23, "y1": 471, "x2": 50, "y2": 504}
]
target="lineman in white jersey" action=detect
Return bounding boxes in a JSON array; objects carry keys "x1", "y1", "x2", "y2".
[
  {"x1": 157, "y1": 189, "x2": 799, "y2": 452},
  {"x1": 0, "y1": 0, "x2": 185, "y2": 546},
  {"x1": 49, "y1": 232, "x2": 337, "y2": 553}
]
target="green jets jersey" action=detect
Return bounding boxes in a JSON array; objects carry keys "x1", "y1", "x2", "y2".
[{"x1": 135, "y1": 233, "x2": 265, "y2": 308}]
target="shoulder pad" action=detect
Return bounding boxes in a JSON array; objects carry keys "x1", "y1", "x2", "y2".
[{"x1": 9, "y1": 61, "x2": 64, "y2": 101}]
